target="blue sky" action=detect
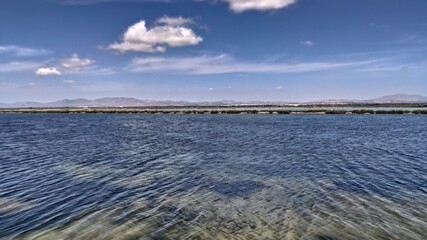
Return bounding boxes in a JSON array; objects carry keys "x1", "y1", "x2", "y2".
[{"x1": 0, "y1": 0, "x2": 426, "y2": 102}]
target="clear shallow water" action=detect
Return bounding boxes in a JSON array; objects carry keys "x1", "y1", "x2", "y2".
[{"x1": 0, "y1": 114, "x2": 426, "y2": 240}]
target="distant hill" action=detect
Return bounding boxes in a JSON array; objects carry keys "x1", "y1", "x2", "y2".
[
  {"x1": 307, "y1": 94, "x2": 427, "y2": 105},
  {"x1": 0, "y1": 94, "x2": 426, "y2": 108},
  {"x1": 0, "y1": 98, "x2": 250, "y2": 108},
  {"x1": 370, "y1": 94, "x2": 427, "y2": 103}
]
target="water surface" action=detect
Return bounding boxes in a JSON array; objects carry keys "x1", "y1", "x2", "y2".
[{"x1": 0, "y1": 114, "x2": 426, "y2": 239}]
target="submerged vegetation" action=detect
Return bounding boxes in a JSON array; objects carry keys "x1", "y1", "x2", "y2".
[
  {"x1": 1, "y1": 114, "x2": 426, "y2": 239},
  {"x1": 16, "y1": 163, "x2": 427, "y2": 240}
]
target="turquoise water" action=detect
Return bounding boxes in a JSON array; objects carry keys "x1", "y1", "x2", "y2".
[{"x1": 0, "y1": 114, "x2": 426, "y2": 239}]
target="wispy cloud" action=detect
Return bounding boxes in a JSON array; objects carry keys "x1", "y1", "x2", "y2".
[
  {"x1": 127, "y1": 54, "x2": 379, "y2": 75},
  {"x1": 76, "y1": 66, "x2": 117, "y2": 76},
  {"x1": 156, "y1": 16, "x2": 194, "y2": 26},
  {"x1": 20, "y1": 82, "x2": 38, "y2": 89},
  {"x1": 224, "y1": 0, "x2": 298, "y2": 13},
  {"x1": 0, "y1": 45, "x2": 51, "y2": 57},
  {"x1": 0, "y1": 82, "x2": 40, "y2": 90},
  {"x1": 0, "y1": 61, "x2": 42, "y2": 72},
  {"x1": 357, "y1": 62, "x2": 427, "y2": 72},
  {"x1": 59, "y1": 54, "x2": 95, "y2": 71},
  {"x1": 0, "y1": 81, "x2": 13, "y2": 88},
  {"x1": 387, "y1": 35, "x2": 427, "y2": 44},
  {"x1": 359, "y1": 66, "x2": 408, "y2": 72},
  {"x1": 300, "y1": 40, "x2": 314, "y2": 46}
]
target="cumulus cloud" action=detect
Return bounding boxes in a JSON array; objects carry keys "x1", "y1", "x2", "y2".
[
  {"x1": 127, "y1": 55, "x2": 377, "y2": 75},
  {"x1": 35, "y1": 67, "x2": 62, "y2": 76},
  {"x1": 107, "y1": 18, "x2": 203, "y2": 53},
  {"x1": 225, "y1": 0, "x2": 297, "y2": 13},
  {"x1": 301, "y1": 40, "x2": 314, "y2": 46},
  {"x1": 0, "y1": 45, "x2": 51, "y2": 57},
  {"x1": 59, "y1": 54, "x2": 95, "y2": 71}
]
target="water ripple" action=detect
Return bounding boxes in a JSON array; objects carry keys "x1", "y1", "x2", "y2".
[{"x1": 0, "y1": 114, "x2": 426, "y2": 239}]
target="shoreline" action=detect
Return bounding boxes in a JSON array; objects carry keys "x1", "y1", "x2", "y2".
[{"x1": 1, "y1": 106, "x2": 427, "y2": 114}]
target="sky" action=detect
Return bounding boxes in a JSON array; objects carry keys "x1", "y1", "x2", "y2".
[{"x1": 0, "y1": 0, "x2": 426, "y2": 103}]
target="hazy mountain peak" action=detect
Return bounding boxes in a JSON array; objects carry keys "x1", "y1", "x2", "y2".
[{"x1": 371, "y1": 94, "x2": 427, "y2": 103}]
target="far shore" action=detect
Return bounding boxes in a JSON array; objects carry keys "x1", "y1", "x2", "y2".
[{"x1": 1, "y1": 104, "x2": 427, "y2": 115}]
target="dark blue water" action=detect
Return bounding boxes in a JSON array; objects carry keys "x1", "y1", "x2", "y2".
[{"x1": 0, "y1": 114, "x2": 426, "y2": 239}]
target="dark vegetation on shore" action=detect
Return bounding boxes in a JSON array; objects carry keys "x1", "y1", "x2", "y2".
[{"x1": 1, "y1": 103, "x2": 426, "y2": 114}]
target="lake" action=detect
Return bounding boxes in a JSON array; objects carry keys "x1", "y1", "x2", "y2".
[{"x1": 0, "y1": 114, "x2": 426, "y2": 239}]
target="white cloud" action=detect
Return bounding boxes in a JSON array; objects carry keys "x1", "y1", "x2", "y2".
[
  {"x1": 209, "y1": 87, "x2": 215, "y2": 91},
  {"x1": 156, "y1": 16, "x2": 194, "y2": 26},
  {"x1": 63, "y1": 80, "x2": 76, "y2": 84},
  {"x1": 301, "y1": 40, "x2": 314, "y2": 46},
  {"x1": 225, "y1": 0, "x2": 297, "y2": 13},
  {"x1": 0, "y1": 54, "x2": 96, "y2": 76},
  {"x1": 127, "y1": 55, "x2": 376, "y2": 75},
  {"x1": 0, "y1": 45, "x2": 51, "y2": 57},
  {"x1": 276, "y1": 86, "x2": 283, "y2": 90},
  {"x1": 59, "y1": 54, "x2": 95, "y2": 71},
  {"x1": 35, "y1": 67, "x2": 62, "y2": 76},
  {"x1": 0, "y1": 61, "x2": 42, "y2": 72},
  {"x1": 107, "y1": 19, "x2": 203, "y2": 53}
]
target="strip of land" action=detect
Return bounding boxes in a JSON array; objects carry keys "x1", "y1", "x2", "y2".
[{"x1": 1, "y1": 104, "x2": 426, "y2": 114}]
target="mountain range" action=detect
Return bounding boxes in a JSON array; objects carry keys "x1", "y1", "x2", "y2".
[{"x1": 0, "y1": 94, "x2": 426, "y2": 108}]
